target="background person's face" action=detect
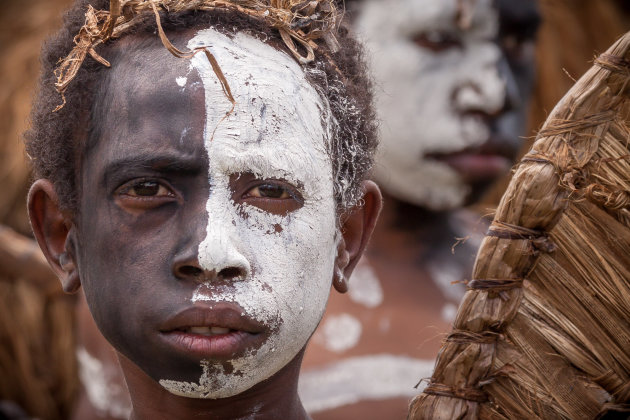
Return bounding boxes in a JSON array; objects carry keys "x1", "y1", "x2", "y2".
[
  {"x1": 357, "y1": 0, "x2": 535, "y2": 210},
  {"x1": 75, "y1": 29, "x2": 338, "y2": 399}
]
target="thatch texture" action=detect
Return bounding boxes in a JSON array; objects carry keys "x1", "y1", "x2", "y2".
[
  {"x1": 409, "y1": 31, "x2": 630, "y2": 420},
  {"x1": 0, "y1": 0, "x2": 77, "y2": 418},
  {"x1": 482, "y1": 0, "x2": 630, "y2": 208}
]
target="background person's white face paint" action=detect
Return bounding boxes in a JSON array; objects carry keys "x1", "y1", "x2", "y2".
[
  {"x1": 158, "y1": 28, "x2": 338, "y2": 399},
  {"x1": 356, "y1": 0, "x2": 505, "y2": 209}
]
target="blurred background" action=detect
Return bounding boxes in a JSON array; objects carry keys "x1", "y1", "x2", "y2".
[{"x1": 0, "y1": 0, "x2": 628, "y2": 419}]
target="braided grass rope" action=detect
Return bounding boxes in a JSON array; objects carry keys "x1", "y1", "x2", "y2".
[
  {"x1": 53, "y1": 0, "x2": 340, "y2": 110},
  {"x1": 409, "y1": 31, "x2": 630, "y2": 420}
]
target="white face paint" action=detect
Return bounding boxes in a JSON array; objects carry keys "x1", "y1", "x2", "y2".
[
  {"x1": 158, "y1": 28, "x2": 338, "y2": 398},
  {"x1": 356, "y1": 0, "x2": 505, "y2": 209}
]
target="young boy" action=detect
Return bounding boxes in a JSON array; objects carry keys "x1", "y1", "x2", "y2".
[{"x1": 25, "y1": 1, "x2": 381, "y2": 418}]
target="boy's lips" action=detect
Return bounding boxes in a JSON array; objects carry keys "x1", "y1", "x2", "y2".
[{"x1": 158, "y1": 303, "x2": 268, "y2": 360}]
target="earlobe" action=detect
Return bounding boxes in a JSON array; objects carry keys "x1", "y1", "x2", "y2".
[
  {"x1": 28, "y1": 179, "x2": 81, "y2": 294},
  {"x1": 332, "y1": 240, "x2": 350, "y2": 293},
  {"x1": 333, "y1": 180, "x2": 382, "y2": 293}
]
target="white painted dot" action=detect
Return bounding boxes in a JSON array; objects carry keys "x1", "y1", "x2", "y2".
[
  {"x1": 175, "y1": 76, "x2": 187, "y2": 87},
  {"x1": 441, "y1": 303, "x2": 458, "y2": 323},
  {"x1": 316, "y1": 313, "x2": 362, "y2": 353}
]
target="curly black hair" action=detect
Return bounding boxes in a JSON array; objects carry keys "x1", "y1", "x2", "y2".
[{"x1": 25, "y1": 0, "x2": 377, "y2": 214}]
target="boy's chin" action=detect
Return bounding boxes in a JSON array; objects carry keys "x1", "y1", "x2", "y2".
[{"x1": 157, "y1": 359, "x2": 257, "y2": 399}]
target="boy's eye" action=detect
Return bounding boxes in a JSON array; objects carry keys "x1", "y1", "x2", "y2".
[
  {"x1": 114, "y1": 179, "x2": 178, "y2": 213},
  {"x1": 234, "y1": 176, "x2": 304, "y2": 216},
  {"x1": 123, "y1": 180, "x2": 173, "y2": 197},
  {"x1": 247, "y1": 184, "x2": 291, "y2": 199}
]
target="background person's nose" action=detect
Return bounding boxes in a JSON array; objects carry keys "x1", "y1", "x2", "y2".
[{"x1": 452, "y1": 45, "x2": 506, "y2": 116}]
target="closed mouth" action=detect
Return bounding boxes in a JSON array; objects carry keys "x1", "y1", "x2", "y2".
[{"x1": 425, "y1": 135, "x2": 517, "y2": 181}]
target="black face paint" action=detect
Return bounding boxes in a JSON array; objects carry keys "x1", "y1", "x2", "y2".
[{"x1": 76, "y1": 38, "x2": 237, "y2": 386}]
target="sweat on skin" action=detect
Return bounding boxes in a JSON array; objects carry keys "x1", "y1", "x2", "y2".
[{"x1": 159, "y1": 28, "x2": 339, "y2": 398}]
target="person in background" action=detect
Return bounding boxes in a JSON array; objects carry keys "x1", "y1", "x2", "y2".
[{"x1": 299, "y1": 1, "x2": 540, "y2": 418}]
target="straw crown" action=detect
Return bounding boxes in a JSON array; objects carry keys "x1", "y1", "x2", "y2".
[{"x1": 53, "y1": 0, "x2": 340, "y2": 110}]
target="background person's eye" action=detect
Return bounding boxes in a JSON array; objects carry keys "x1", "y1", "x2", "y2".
[
  {"x1": 412, "y1": 30, "x2": 462, "y2": 52},
  {"x1": 500, "y1": 35, "x2": 536, "y2": 65},
  {"x1": 247, "y1": 183, "x2": 291, "y2": 199}
]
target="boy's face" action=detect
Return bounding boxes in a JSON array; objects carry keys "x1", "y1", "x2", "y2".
[
  {"x1": 75, "y1": 28, "x2": 338, "y2": 398},
  {"x1": 356, "y1": 0, "x2": 525, "y2": 210}
]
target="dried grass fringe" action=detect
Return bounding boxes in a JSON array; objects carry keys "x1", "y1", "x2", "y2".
[
  {"x1": 408, "y1": 31, "x2": 630, "y2": 420},
  {"x1": 53, "y1": 0, "x2": 340, "y2": 111},
  {"x1": 0, "y1": 279, "x2": 76, "y2": 420}
]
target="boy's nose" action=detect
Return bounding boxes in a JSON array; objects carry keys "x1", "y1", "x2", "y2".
[
  {"x1": 196, "y1": 236, "x2": 251, "y2": 283},
  {"x1": 172, "y1": 260, "x2": 248, "y2": 284},
  {"x1": 172, "y1": 220, "x2": 251, "y2": 283}
]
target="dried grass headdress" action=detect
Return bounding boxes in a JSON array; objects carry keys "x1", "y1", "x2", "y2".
[
  {"x1": 409, "y1": 31, "x2": 630, "y2": 419},
  {"x1": 53, "y1": 0, "x2": 340, "y2": 110}
]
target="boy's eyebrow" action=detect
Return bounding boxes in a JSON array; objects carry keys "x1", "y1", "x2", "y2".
[{"x1": 103, "y1": 153, "x2": 205, "y2": 180}]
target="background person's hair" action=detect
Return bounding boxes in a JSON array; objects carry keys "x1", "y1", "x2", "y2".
[{"x1": 25, "y1": 0, "x2": 377, "y2": 215}]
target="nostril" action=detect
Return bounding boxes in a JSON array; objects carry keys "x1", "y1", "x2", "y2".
[
  {"x1": 219, "y1": 267, "x2": 244, "y2": 280},
  {"x1": 178, "y1": 265, "x2": 204, "y2": 278}
]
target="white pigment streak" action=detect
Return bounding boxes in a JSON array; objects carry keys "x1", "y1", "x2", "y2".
[
  {"x1": 299, "y1": 354, "x2": 435, "y2": 413},
  {"x1": 348, "y1": 258, "x2": 383, "y2": 308},
  {"x1": 159, "y1": 28, "x2": 337, "y2": 399},
  {"x1": 426, "y1": 261, "x2": 466, "y2": 302},
  {"x1": 76, "y1": 348, "x2": 132, "y2": 419}
]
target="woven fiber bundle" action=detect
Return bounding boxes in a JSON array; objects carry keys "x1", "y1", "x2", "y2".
[{"x1": 409, "y1": 31, "x2": 630, "y2": 420}]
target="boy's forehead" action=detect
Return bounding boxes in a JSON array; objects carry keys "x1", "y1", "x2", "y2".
[
  {"x1": 90, "y1": 27, "x2": 331, "y2": 182},
  {"x1": 188, "y1": 27, "x2": 331, "y2": 185},
  {"x1": 102, "y1": 35, "x2": 200, "y2": 110}
]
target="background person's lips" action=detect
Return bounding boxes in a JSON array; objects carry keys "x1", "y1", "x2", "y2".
[
  {"x1": 434, "y1": 153, "x2": 511, "y2": 181},
  {"x1": 158, "y1": 302, "x2": 270, "y2": 360},
  {"x1": 426, "y1": 134, "x2": 518, "y2": 181}
]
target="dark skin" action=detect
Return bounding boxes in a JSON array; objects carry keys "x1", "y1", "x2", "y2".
[{"x1": 28, "y1": 31, "x2": 381, "y2": 420}]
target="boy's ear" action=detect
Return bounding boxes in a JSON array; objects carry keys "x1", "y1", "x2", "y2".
[
  {"x1": 333, "y1": 180, "x2": 382, "y2": 293},
  {"x1": 28, "y1": 179, "x2": 81, "y2": 294}
]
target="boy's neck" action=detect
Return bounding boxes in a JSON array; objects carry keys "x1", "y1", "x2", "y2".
[{"x1": 119, "y1": 352, "x2": 310, "y2": 420}]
